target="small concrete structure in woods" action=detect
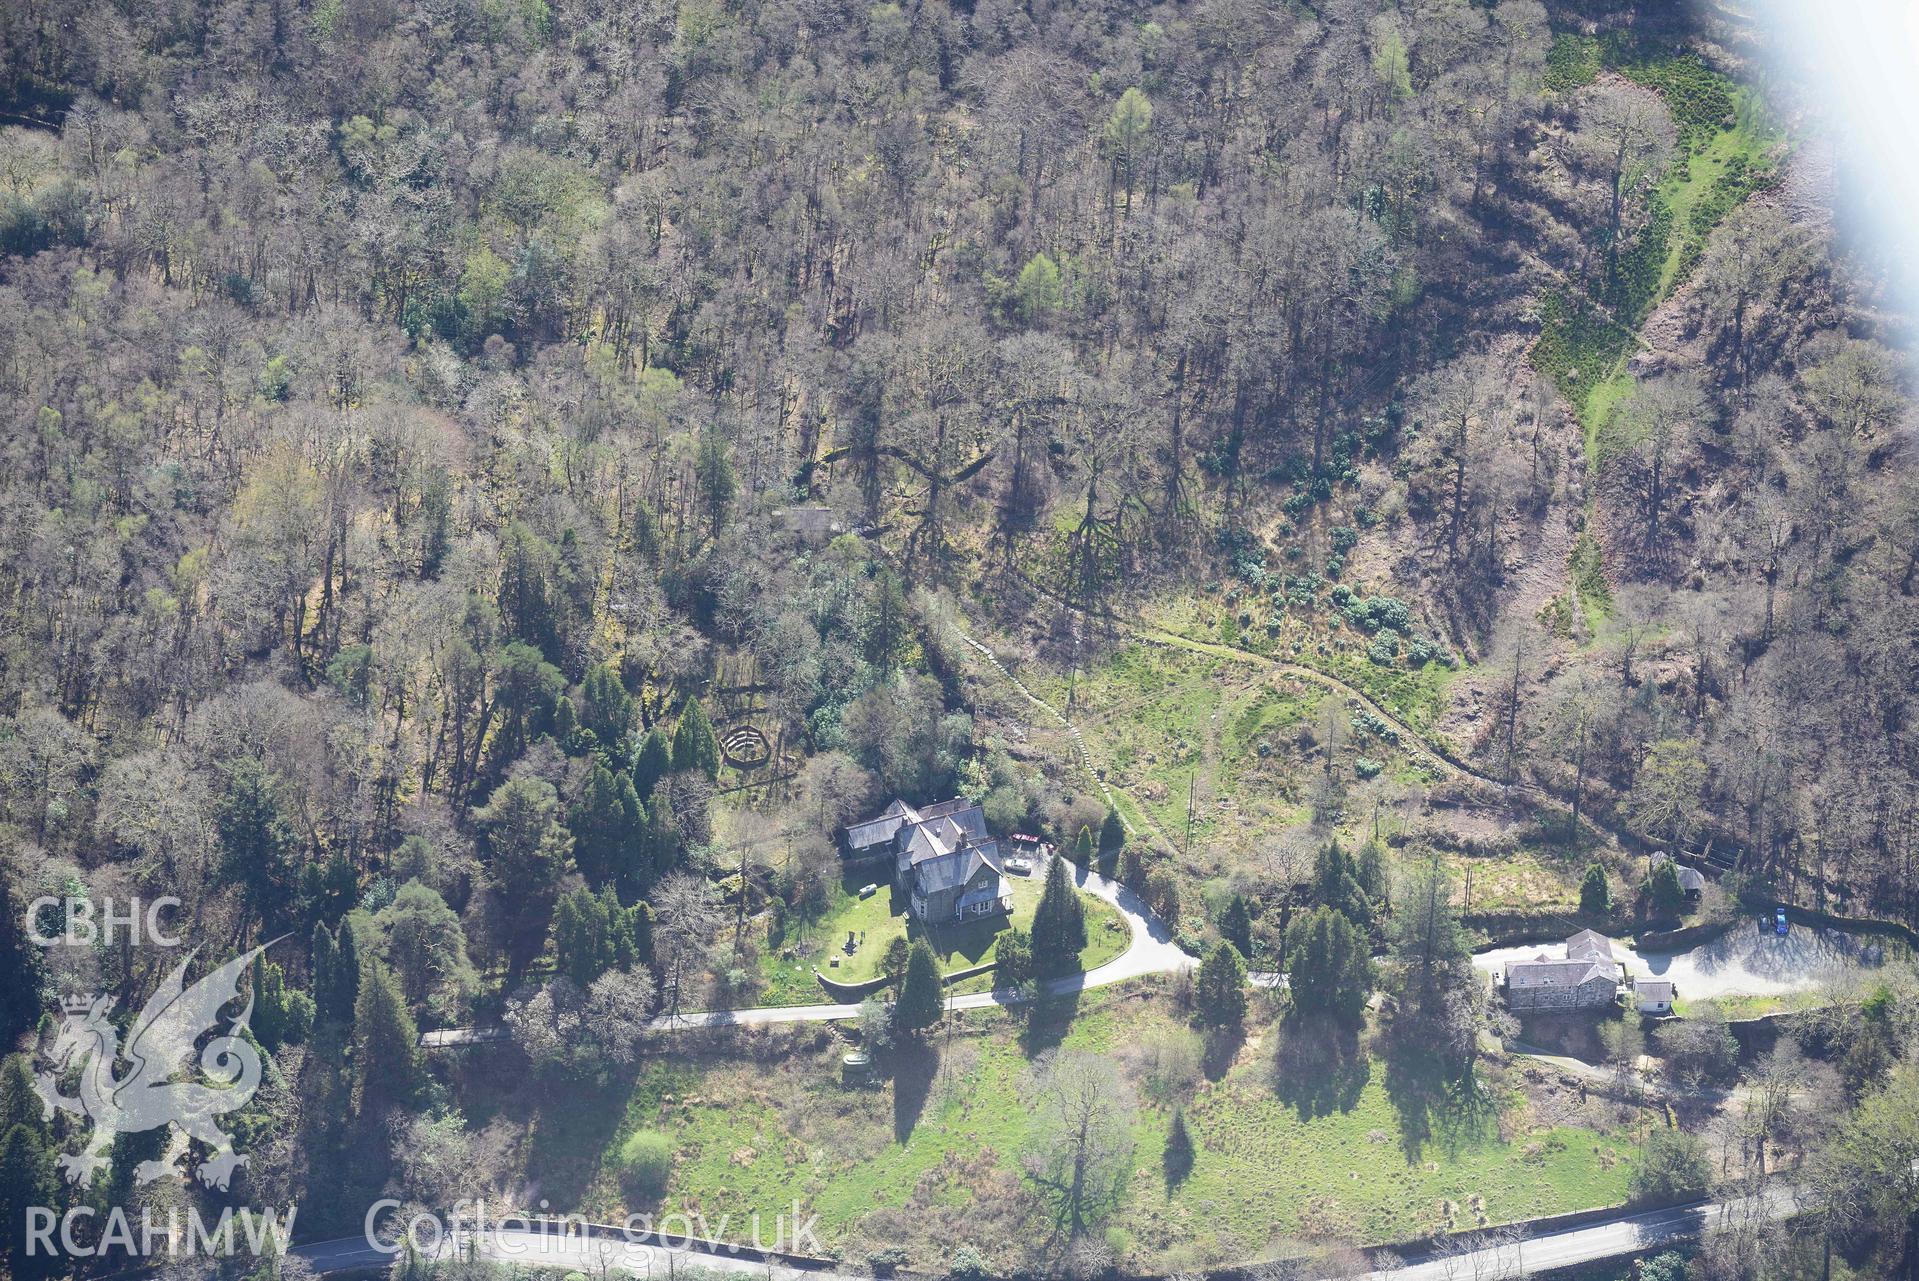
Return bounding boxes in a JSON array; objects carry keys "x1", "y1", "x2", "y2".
[
  {"x1": 775, "y1": 507, "x2": 845, "y2": 542},
  {"x1": 1500, "y1": 929, "x2": 1624, "y2": 1012}
]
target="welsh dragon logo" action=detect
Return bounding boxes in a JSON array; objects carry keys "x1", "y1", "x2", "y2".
[{"x1": 35, "y1": 943, "x2": 278, "y2": 1190}]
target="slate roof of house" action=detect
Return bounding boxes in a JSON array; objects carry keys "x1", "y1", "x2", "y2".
[
  {"x1": 903, "y1": 815, "x2": 970, "y2": 867},
  {"x1": 845, "y1": 796, "x2": 991, "y2": 866},
  {"x1": 1566, "y1": 929, "x2": 1614, "y2": 962},
  {"x1": 1506, "y1": 957, "x2": 1617, "y2": 989},
  {"x1": 845, "y1": 799, "x2": 917, "y2": 851},
  {"x1": 915, "y1": 844, "x2": 1002, "y2": 895},
  {"x1": 1505, "y1": 931, "x2": 1622, "y2": 989},
  {"x1": 1636, "y1": 980, "x2": 1675, "y2": 1001}
]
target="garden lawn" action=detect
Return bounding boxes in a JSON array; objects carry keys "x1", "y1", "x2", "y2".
[{"x1": 756, "y1": 867, "x2": 1126, "y2": 1007}]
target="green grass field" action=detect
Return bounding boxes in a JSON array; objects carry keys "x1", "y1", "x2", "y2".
[
  {"x1": 757, "y1": 868, "x2": 1128, "y2": 1006},
  {"x1": 581, "y1": 995, "x2": 1634, "y2": 1271}
]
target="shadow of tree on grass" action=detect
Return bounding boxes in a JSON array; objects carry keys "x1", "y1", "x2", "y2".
[
  {"x1": 1382, "y1": 1040, "x2": 1495, "y2": 1163},
  {"x1": 1017, "y1": 988, "x2": 1081, "y2": 1059},
  {"x1": 1270, "y1": 1015, "x2": 1368, "y2": 1120},
  {"x1": 891, "y1": 1036, "x2": 939, "y2": 1143}
]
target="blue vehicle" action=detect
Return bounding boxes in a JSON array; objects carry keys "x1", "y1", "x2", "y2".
[{"x1": 1774, "y1": 907, "x2": 1790, "y2": 936}]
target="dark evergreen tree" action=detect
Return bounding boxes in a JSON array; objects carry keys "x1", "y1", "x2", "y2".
[
  {"x1": 0, "y1": 1056, "x2": 45, "y2": 1139},
  {"x1": 1283, "y1": 906, "x2": 1373, "y2": 1026},
  {"x1": 1312, "y1": 841, "x2": 1374, "y2": 926},
  {"x1": 217, "y1": 757, "x2": 299, "y2": 931},
  {"x1": 866, "y1": 568, "x2": 909, "y2": 668},
  {"x1": 1099, "y1": 805, "x2": 1126, "y2": 854},
  {"x1": 1195, "y1": 940, "x2": 1247, "y2": 1029},
  {"x1": 418, "y1": 473, "x2": 451, "y2": 578},
  {"x1": 1580, "y1": 863, "x2": 1613, "y2": 916},
  {"x1": 0, "y1": 1121, "x2": 61, "y2": 1280},
  {"x1": 477, "y1": 777, "x2": 576, "y2": 977},
  {"x1": 251, "y1": 954, "x2": 314, "y2": 1052},
  {"x1": 694, "y1": 430, "x2": 737, "y2": 540},
  {"x1": 672, "y1": 699, "x2": 721, "y2": 779},
  {"x1": 1219, "y1": 893, "x2": 1254, "y2": 960},
  {"x1": 581, "y1": 662, "x2": 634, "y2": 749},
  {"x1": 630, "y1": 500, "x2": 662, "y2": 567},
  {"x1": 0, "y1": 868, "x2": 47, "y2": 1049},
  {"x1": 631, "y1": 727, "x2": 674, "y2": 797},
  {"x1": 488, "y1": 641, "x2": 565, "y2": 766},
  {"x1": 893, "y1": 940, "x2": 943, "y2": 1036},
  {"x1": 554, "y1": 886, "x2": 624, "y2": 986},
  {"x1": 353, "y1": 959, "x2": 423, "y2": 1113},
  {"x1": 1031, "y1": 855, "x2": 1088, "y2": 975},
  {"x1": 498, "y1": 522, "x2": 560, "y2": 660},
  {"x1": 995, "y1": 926, "x2": 1034, "y2": 990},
  {"x1": 570, "y1": 761, "x2": 644, "y2": 888},
  {"x1": 1646, "y1": 860, "x2": 1687, "y2": 919},
  {"x1": 553, "y1": 695, "x2": 584, "y2": 754}
]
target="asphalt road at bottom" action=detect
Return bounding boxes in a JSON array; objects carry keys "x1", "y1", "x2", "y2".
[
  {"x1": 287, "y1": 1184, "x2": 1800, "y2": 1281},
  {"x1": 293, "y1": 1227, "x2": 854, "y2": 1280},
  {"x1": 1364, "y1": 1183, "x2": 1800, "y2": 1279}
]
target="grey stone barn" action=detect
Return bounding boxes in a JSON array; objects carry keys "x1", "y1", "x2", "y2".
[
  {"x1": 842, "y1": 798, "x2": 1014, "y2": 926},
  {"x1": 1502, "y1": 929, "x2": 1623, "y2": 1012}
]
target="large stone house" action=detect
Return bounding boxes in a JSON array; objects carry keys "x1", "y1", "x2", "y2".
[
  {"x1": 842, "y1": 798, "x2": 1015, "y2": 926},
  {"x1": 1501, "y1": 929, "x2": 1623, "y2": 1012}
]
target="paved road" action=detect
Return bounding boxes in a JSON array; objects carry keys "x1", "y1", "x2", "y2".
[
  {"x1": 1365, "y1": 1183, "x2": 1799, "y2": 1280},
  {"x1": 288, "y1": 1183, "x2": 1800, "y2": 1280},
  {"x1": 294, "y1": 1226, "x2": 852, "y2": 1279}
]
